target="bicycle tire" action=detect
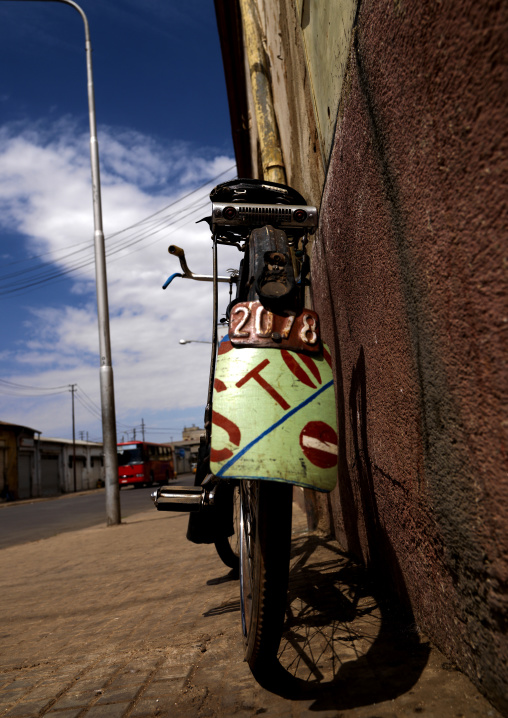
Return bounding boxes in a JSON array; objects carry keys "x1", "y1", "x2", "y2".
[
  {"x1": 240, "y1": 480, "x2": 293, "y2": 678},
  {"x1": 214, "y1": 484, "x2": 240, "y2": 570}
]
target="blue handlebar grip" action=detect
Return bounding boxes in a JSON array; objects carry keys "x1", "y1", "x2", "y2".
[{"x1": 162, "y1": 273, "x2": 183, "y2": 290}]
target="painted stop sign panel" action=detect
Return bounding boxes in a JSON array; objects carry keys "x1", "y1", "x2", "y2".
[
  {"x1": 299, "y1": 421, "x2": 338, "y2": 469},
  {"x1": 211, "y1": 337, "x2": 338, "y2": 491}
]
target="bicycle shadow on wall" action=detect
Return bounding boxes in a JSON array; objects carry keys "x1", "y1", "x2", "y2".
[
  {"x1": 264, "y1": 532, "x2": 430, "y2": 710},
  {"x1": 262, "y1": 344, "x2": 431, "y2": 708}
]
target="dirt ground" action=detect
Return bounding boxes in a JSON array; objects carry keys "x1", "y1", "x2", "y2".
[{"x1": 0, "y1": 499, "x2": 502, "y2": 717}]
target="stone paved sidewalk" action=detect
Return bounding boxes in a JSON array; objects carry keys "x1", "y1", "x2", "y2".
[{"x1": 0, "y1": 499, "x2": 501, "y2": 717}]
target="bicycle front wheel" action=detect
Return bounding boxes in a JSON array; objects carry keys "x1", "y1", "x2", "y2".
[{"x1": 240, "y1": 480, "x2": 293, "y2": 677}]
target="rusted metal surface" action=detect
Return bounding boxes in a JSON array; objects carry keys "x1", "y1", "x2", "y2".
[
  {"x1": 230, "y1": 301, "x2": 320, "y2": 353},
  {"x1": 246, "y1": 224, "x2": 296, "y2": 303}
]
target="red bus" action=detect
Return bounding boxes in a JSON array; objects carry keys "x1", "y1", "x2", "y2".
[{"x1": 117, "y1": 441, "x2": 175, "y2": 488}]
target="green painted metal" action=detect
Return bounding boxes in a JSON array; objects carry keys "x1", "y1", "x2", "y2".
[{"x1": 210, "y1": 337, "x2": 337, "y2": 491}]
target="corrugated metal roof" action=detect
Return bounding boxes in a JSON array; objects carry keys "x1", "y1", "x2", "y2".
[{"x1": 0, "y1": 420, "x2": 40, "y2": 434}]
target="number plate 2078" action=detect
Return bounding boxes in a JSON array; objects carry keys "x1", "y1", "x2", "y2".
[{"x1": 229, "y1": 301, "x2": 320, "y2": 353}]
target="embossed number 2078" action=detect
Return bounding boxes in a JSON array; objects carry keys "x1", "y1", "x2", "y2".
[{"x1": 232, "y1": 304, "x2": 318, "y2": 345}]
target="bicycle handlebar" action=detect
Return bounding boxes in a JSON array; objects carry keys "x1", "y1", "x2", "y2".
[{"x1": 162, "y1": 244, "x2": 236, "y2": 288}]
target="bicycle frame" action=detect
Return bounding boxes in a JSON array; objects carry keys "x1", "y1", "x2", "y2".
[
  {"x1": 154, "y1": 179, "x2": 339, "y2": 683},
  {"x1": 161, "y1": 208, "x2": 338, "y2": 494}
]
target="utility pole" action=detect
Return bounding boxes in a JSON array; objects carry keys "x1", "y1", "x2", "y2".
[
  {"x1": 75, "y1": 0, "x2": 121, "y2": 525},
  {"x1": 0, "y1": 0, "x2": 122, "y2": 524},
  {"x1": 141, "y1": 418, "x2": 145, "y2": 441},
  {"x1": 70, "y1": 384, "x2": 76, "y2": 492}
]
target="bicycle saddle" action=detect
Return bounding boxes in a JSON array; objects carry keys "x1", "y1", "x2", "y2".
[{"x1": 210, "y1": 178, "x2": 307, "y2": 206}]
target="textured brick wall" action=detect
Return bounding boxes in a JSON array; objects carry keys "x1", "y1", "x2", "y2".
[{"x1": 310, "y1": 0, "x2": 507, "y2": 710}]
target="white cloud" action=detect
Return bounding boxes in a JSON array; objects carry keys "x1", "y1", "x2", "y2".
[{"x1": 0, "y1": 120, "x2": 237, "y2": 440}]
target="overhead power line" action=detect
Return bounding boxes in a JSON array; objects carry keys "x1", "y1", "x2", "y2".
[
  {"x1": 0, "y1": 388, "x2": 69, "y2": 397},
  {"x1": 0, "y1": 195, "x2": 209, "y2": 296},
  {"x1": 0, "y1": 378, "x2": 70, "y2": 391},
  {"x1": 0, "y1": 379, "x2": 70, "y2": 396},
  {"x1": 0, "y1": 378, "x2": 198, "y2": 438},
  {"x1": 0, "y1": 164, "x2": 236, "y2": 298},
  {"x1": 0, "y1": 194, "x2": 210, "y2": 289},
  {"x1": 1, "y1": 163, "x2": 234, "y2": 270},
  {"x1": 66, "y1": 386, "x2": 136, "y2": 431},
  {"x1": 74, "y1": 392, "x2": 102, "y2": 421}
]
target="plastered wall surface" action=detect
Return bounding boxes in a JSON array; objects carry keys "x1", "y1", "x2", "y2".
[
  {"x1": 296, "y1": 0, "x2": 358, "y2": 163},
  {"x1": 230, "y1": 0, "x2": 507, "y2": 709},
  {"x1": 309, "y1": 0, "x2": 507, "y2": 710}
]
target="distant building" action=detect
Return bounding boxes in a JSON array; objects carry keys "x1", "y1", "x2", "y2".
[
  {"x1": 170, "y1": 427, "x2": 204, "y2": 475},
  {"x1": 0, "y1": 420, "x2": 104, "y2": 501},
  {"x1": 0, "y1": 421, "x2": 39, "y2": 500},
  {"x1": 169, "y1": 425, "x2": 204, "y2": 474},
  {"x1": 182, "y1": 425, "x2": 204, "y2": 443},
  {"x1": 39, "y1": 438, "x2": 104, "y2": 495}
]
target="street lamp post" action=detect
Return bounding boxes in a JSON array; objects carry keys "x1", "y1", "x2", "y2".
[
  {"x1": 179, "y1": 339, "x2": 213, "y2": 345},
  {"x1": 2, "y1": 0, "x2": 120, "y2": 524}
]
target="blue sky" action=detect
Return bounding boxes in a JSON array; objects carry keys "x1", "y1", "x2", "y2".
[{"x1": 0, "y1": 1, "x2": 238, "y2": 442}]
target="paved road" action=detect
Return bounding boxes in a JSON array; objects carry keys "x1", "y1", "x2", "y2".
[{"x1": 0, "y1": 473, "x2": 195, "y2": 549}]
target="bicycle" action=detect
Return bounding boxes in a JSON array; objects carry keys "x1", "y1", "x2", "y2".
[{"x1": 152, "y1": 178, "x2": 337, "y2": 683}]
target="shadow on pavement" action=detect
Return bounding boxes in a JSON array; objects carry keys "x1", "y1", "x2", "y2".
[
  {"x1": 206, "y1": 568, "x2": 239, "y2": 586},
  {"x1": 258, "y1": 532, "x2": 430, "y2": 710},
  {"x1": 203, "y1": 599, "x2": 241, "y2": 617}
]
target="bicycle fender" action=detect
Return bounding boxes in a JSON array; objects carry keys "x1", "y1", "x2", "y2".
[{"x1": 210, "y1": 336, "x2": 337, "y2": 492}]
